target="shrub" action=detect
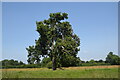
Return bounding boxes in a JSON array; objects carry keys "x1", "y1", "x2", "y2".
[{"x1": 46, "y1": 61, "x2": 52, "y2": 69}]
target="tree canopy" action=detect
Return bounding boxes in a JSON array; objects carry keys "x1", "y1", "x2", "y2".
[
  {"x1": 26, "y1": 12, "x2": 80, "y2": 70},
  {"x1": 106, "y1": 52, "x2": 120, "y2": 65}
]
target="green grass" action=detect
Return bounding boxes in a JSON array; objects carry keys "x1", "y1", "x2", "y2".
[{"x1": 2, "y1": 67, "x2": 119, "y2": 78}]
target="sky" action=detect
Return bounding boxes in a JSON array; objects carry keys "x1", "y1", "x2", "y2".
[
  {"x1": 1, "y1": 0, "x2": 119, "y2": 2},
  {"x1": 2, "y1": 2, "x2": 118, "y2": 63}
]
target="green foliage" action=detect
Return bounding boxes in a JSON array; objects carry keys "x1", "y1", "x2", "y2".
[
  {"x1": 46, "y1": 61, "x2": 52, "y2": 69},
  {"x1": 1, "y1": 59, "x2": 25, "y2": 68},
  {"x1": 1, "y1": 59, "x2": 42, "y2": 68},
  {"x1": 21, "y1": 64, "x2": 41, "y2": 68},
  {"x1": 98, "y1": 59, "x2": 104, "y2": 63},
  {"x1": 26, "y1": 46, "x2": 41, "y2": 64},
  {"x1": 106, "y1": 52, "x2": 120, "y2": 65},
  {"x1": 40, "y1": 56, "x2": 81, "y2": 68},
  {"x1": 80, "y1": 59, "x2": 110, "y2": 66},
  {"x1": 88, "y1": 59, "x2": 96, "y2": 65},
  {"x1": 27, "y1": 12, "x2": 80, "y2": 70},
  {"x1": 81, "y1": 62, "x2": 110, "y2": 66},
  {"x1": 41, "y1": 57, "x2": 51, "y2": 67},
  {"x1": 59, "y1": 56, "x2": 81, "y2": 67},
  {"x1": 1, "y1": 57, "x2": 116, "y2": 69}
]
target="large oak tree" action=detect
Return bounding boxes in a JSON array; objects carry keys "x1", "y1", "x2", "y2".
[{"x1": 26, "y1": 12, "x2": 80, "y2": 70}]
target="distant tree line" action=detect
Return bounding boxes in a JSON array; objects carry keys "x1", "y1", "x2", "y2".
[
  {"x1": 1, "y1": 52, "x2": 120, "y2": 69},
  {"x1": 0, "y1": 59, "x2": 25, "y2": 68}
]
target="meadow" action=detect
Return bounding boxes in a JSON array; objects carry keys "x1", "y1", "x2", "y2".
[{"x1": 2, "y1": 65, "x2": 119, "y2": 78}]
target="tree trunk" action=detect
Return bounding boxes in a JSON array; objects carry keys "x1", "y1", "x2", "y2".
[{"x1": 52, "y1": 56, "x2": 56, "y2": 70}]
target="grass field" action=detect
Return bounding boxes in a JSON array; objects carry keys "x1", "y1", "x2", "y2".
[{"x1": 2, "y1": 65, "x2": 119, "y2": 78}]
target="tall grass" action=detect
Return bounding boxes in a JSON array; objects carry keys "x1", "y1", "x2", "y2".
[{"x1": 2, "y1": 67, "x2": 119, "y2": 78}]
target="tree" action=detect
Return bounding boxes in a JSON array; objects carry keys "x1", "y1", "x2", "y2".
[
  {"x1": 98, "y1": 59, "x2": 104, "y2": 63},
  {"x1": 106, "y1": 52, "x2": 120, "y2": 65},
  {"x1": 26, "y1": 12, "x2": 80, "y2": 70},
  {"x1": 1, "y1": 59, "x2": 25, "y2": 68},
  {"x1": 26, "y1": 46, "x2": 41, "y2": 64},
  {"x1": 89, "y1": 59, "x2": 96, "y2": 64},
  {"x1": 19, "y1": 61, "x2": 24, "y2": 65}
]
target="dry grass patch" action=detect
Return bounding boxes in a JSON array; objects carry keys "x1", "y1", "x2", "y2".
[
  {"x1": 63, "y1": 65, "x2": 119, "y2": 70},
  {"x1": 2, "y1": 68, "x2": 48, "y2": 71}
]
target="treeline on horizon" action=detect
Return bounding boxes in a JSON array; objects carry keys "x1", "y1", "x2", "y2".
[{"x1": 1, "y1": 52, "x2": 120, "y2": 69}]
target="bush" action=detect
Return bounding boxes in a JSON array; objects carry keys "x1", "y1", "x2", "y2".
[
  {"x1": 41, "y1": 57, "x2": 51, "y2": 67},
  {"x1": 46, "y1": 61, "x2": 52, "y2": 69},
  {"x1": 22, "y1": 64, "x2": 41, "y2": 68},
  {"x1": 81, "y1": 62, "x2": 111, "y2": 66}
]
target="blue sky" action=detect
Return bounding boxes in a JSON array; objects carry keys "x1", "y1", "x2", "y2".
[{"x1": 2, "y1": 2, "x2": 118, "y2": 63}]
